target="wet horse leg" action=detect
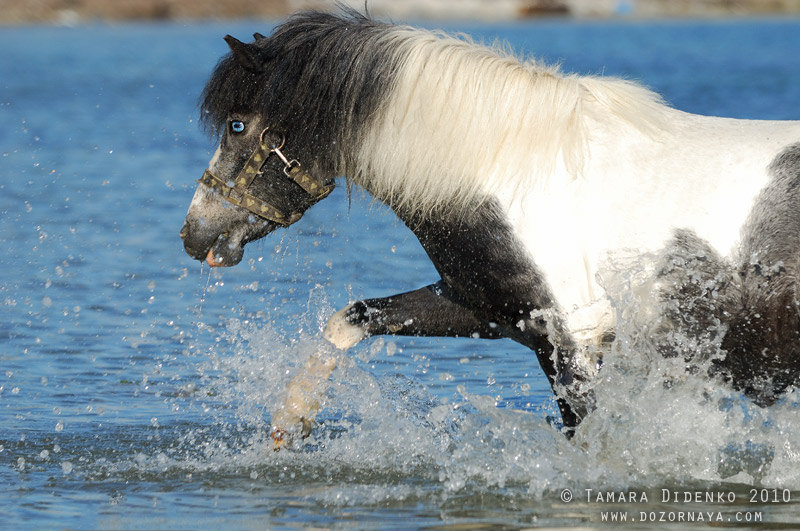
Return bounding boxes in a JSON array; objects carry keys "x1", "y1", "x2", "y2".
[
  {"x1": 325, "y1": 280, "x2": 591, "y2": 434},
  {"x1": 271, "y1": 353, "x2": 337, "y2": 450},
  {"x1": 324, "y1": 281, "x2": 503, "y2": 349},
  {"x1": 271, "y1": 281, "x2": 499, "y2": 449}
]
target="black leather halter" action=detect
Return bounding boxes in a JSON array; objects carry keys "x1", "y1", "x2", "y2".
[{"x1": 197, "y1": 129, "x2": 333, "y2": 225}]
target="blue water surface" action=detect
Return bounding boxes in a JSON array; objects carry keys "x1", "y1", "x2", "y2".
[{"x1": 1, "y1": 16, "x2": 800, "y2": 529}]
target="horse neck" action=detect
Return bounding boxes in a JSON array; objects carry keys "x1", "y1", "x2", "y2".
[{"x1": 346, "y1": 72, "x2": 669, "y2": 222}]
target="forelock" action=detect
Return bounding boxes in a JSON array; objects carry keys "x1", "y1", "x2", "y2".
[
  {"x1": 199, "y1": 53, "x2": 264, "y2": 137},
  {"x1": 198, "y1": 8, "x2": 377, "y2": 138}
]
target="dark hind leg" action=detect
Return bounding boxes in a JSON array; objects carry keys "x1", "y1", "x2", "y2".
[
  {"x1": 715, "y1": 145, "x2": 800, "y2": 404},
  {"x1": 654, "y1": 229, "x2": 800, "y2": 403},
  {"x1": 715, "y1": 261, "x2": 800, "y2": 405},
  {"x1": 653, "y1": 229, "x2": 736, "y2": 366}
]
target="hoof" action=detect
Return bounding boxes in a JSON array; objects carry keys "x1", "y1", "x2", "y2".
[
  {"x1": 271, "y1": 426, "x2": 290, "y2": 451},
  {"x1": 271, "y1": 417, "x2": 314, "y2": 451},
  {"x1": 324, "y1": 305, "x2": 366, "y2": 350}
]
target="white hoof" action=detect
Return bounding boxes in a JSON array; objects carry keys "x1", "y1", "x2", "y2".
[{"x1": 324, "y1": 305, "x2": 366, "y2": 350}]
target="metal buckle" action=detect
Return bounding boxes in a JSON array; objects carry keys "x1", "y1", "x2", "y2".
[
  {"x1": 259, "y1": 128, "x2": 284, "y2": 150},
  {"x1": 259, "y1": 128, "x2": 300, "y2": 177},
  {"x1": 198, "y1": 128, "x2": 331, "y2": 223}
]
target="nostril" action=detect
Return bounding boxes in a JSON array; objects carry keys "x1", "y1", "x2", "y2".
[{"x1": 179, "y1": 223, "x2": 190, "y2": 240}]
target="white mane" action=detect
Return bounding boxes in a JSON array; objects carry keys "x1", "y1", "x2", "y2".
[{"x1": 354, "y1": 26, "x2": 670, "y2": 216}]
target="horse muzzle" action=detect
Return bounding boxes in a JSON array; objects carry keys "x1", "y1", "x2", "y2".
[
  {"x1": 180, "y1": 211, "x2": 280, "y2": 267},
  {"x1": 205, "y1": 234, "x2": 245, "y2": 267},
  {"x1": 180, "y1": 220, "x2": 245, "y2": 267}
]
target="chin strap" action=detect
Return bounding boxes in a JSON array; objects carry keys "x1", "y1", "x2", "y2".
[{"x1": 197, "y1": 129, "x2": 333, "y2": 225}]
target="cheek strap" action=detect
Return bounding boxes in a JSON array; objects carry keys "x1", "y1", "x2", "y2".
[{"x1": 197, "y1": 129, "x2": 333, "y2": 225}]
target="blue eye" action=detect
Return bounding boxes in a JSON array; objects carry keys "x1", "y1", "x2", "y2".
[{"x1": 230, "y1": 121, "x2": 245, "y2": 134}]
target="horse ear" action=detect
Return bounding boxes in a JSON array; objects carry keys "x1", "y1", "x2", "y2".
[
  {"x1": 253, "y1": 32, "x2": 267, "y2": 41},
  {"x1": 224, "y1": 35, "x2": 264, "y2": 72}
]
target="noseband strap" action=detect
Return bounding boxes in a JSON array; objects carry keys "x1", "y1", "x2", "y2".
[{"x1": 197, "y1": 129, "x2": 333, "y2": 226}]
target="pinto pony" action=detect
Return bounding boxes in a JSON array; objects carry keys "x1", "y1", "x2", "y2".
[{"x1": 181, "y1": 9, "x2": 800, "y2": 444}]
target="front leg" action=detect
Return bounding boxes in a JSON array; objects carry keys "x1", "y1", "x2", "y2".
[
  {"x1": 272, "y1": 282, "x2": 493, "y2": 450},
  {"x1": 400, "y1": 200, "x2": 596, "y2": 433},
  {"x1": 271, "y1": 352, "x2": 337, "y2": 450},
  {"x1": 324, "y1": 281, "x2": 502, "y2": 350}
]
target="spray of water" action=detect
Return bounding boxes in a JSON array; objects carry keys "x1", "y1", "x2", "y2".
[{"x1": 91, "y1": 254, "x2": 800, "y2": 510}]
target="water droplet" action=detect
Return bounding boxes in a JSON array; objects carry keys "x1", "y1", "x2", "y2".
[
  {"x1": 55, "y1": 421, "x2": 64, "y2": 432},
  {"x1": 61, "y1": 461, "x2": 73, "y2": 474},
  {"x1": 369, "y1": 337, "x2": 385, "y2": 358},
  {"x1": 386, "y1": 341, "x2": 397, "y2": 357}
]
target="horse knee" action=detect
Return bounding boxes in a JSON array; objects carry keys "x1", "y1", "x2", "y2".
[{"x1": 324, "y1": 302, "x2": 368, "y2": 350}]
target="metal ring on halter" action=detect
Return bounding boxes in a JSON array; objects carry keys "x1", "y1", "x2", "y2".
[
  {"x1": 197, "y1": 126, "x2": 332, "y2": 224},
  {"x1": 260, "y1": 128, "x2": 297, "y2": 173},
  {"x1": 259, "y1": 128, "x2": 285, "y2": 151}
]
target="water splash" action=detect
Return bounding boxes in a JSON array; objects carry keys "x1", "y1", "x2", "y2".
[
  {"x1": 572, "y1": 251, "x2": 800, "y2": 489},
  {"x1": 46, "y1": 265, "x2": 800, "y2": 512}
]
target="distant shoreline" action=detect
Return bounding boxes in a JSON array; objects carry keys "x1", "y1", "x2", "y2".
[{"x1": 1, "y1": 0, "x2": 799, "y2": 26}]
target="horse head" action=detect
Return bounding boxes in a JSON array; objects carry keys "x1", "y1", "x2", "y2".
[{"x1": 180, "y1": 33, "x2": 335, "y2": 267}]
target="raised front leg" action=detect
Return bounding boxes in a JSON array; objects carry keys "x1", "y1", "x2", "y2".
[
  {"x1": 272, "y1": 282, "x2": 498, "y2": 450},
  {"x1": 324, "y1": 281, "x2": 503, "y2": 350}
]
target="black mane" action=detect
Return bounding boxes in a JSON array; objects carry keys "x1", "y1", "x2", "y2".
[{"x1": 200, "y1": 8, "x2": 401, "y2": 175}]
